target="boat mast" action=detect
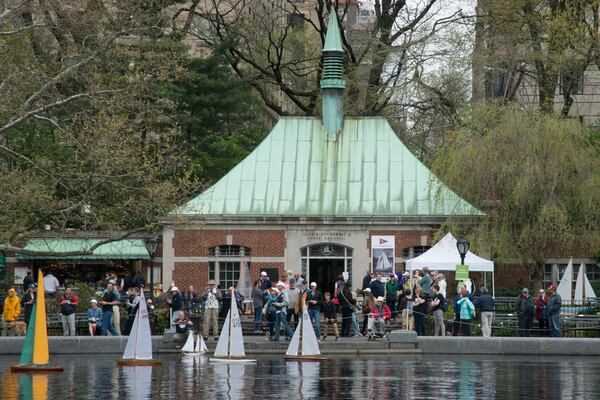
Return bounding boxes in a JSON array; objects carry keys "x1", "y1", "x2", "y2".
[{"x1": 227, "y1": 287, "x2": 234, "y2": 358}]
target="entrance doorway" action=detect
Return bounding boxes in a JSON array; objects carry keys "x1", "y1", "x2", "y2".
[
  {"x1": 309, "y1": 259, "x2": 344, "y2": 295},
  {"x1": 301, "y1": 243, "x2": 353, "y2": 296}
]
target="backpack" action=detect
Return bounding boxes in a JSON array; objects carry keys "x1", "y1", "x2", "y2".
[{"x1": 440, "y1": 295, "x2": 449, "y2": 312}]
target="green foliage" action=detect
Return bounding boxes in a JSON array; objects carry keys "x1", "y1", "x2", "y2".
[
  {"x1": 433, "y1": 105, "x2": 600, "y2": 288},
  {"x1": 157, "y1": 47, "x2": 266, "y2": 183}
]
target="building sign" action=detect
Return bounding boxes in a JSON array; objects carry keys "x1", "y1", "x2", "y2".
[
  {"x1": 456, "y1": 264, "x2": 469, "y2": 280},
  {"x1": 371, "y1": 235, "x2": 395, "y2": 277},
  {"x1": 304, "y1": 231, "x2": 350, "y2": 243}
]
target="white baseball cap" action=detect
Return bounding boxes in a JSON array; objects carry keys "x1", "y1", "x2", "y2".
[
  {"x1": 310, "y1": 282, "x2": 317, "y2": 287},
  {"x1": 260, "y1": 271, "x2": 267, "y2": 276},
  {"x1": 90, "y1": 299, "x2": 97, "y2": 304}
]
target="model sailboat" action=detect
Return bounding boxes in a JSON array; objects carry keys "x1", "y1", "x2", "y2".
[
  {"x1": 285, "y1": 298, "x2": 326, "y2": 361},
  {"x1": 181, "y1": 331, "x2": 208, "y2": 355},
  {"x1": 209, "y1": 288, "x2": 255, "y2": 363},
  {"x1": 574, "y1": 262, "x2": 597, "y2": 303},
  {"x1": 11, "y1": 270, "x2": 64, "y2": 372},
  {"x1": 556, "y1": 258, "x2": 573, "y2": 302},
  {"x1": 116, "y1": 290, "x2": 161, "y2": 366}
]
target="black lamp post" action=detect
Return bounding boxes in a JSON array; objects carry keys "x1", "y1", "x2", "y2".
[
  {"x1": 145, "y1": 237, "x2": 159, "y2": 300},
  {"x1": 456, "y1": 236, "x2": 470, "y2": 265}
]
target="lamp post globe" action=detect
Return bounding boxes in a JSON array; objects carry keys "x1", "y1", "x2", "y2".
[{"x1": 456, "y1": 236, "x2": 469, "y2": 266}]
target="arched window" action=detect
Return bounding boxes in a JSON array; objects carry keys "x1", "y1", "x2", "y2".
[{"x1": 208, "y1": 246, "x2": 250, "y2": 289}]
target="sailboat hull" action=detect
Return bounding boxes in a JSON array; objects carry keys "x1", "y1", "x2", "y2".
[
  {"x1": 116, "y1": 359, "x2": 162, "y2": 366},
  {"x1": 284, "y1": 355, "x2": 328, "y2": 361},
  {"x1": 10, "y1": 364, "x2": 64, "y2": 373},
  {"x1": 208, "y1": 357, "x2": 256, "y2": 363}
]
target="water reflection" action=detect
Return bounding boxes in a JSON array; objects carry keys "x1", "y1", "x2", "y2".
[
  {"x1": 122, "y1": 367, "x2": 152, "y2": 399},
  {"x1": 1, "y1": 354, "x2": 600, "y2": 399}
]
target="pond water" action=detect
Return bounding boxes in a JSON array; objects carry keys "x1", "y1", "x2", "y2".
[{"x1": 1, "y1": 354, "x2": 599, "y2": 399}]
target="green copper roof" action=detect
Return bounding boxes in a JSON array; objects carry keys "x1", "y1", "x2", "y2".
[
  {"x1": 323, "y1": 9, "x2": 344, "y2": 53},
  {"x1": 173, "y1": 117, "x2": 484, "y2": 218},
  {"x1": 16, "y1": 238, "x2": 150, "y2": 260}
]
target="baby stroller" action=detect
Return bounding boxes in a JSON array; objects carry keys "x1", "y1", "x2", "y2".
[{"x1": 366, "y1": 312, "x2": 389, "y2": 341}]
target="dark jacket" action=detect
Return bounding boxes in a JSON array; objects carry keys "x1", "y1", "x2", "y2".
[
  {"x1": 170, "y1": 291, "x2": 183, "y2": 312},
  {"x1": 306, "y1": 290, "x2": 324, "y2": 311},
  {"x1": 338, "y1": 284, "x2": 356, "y2": 309},
  {"x1": 132, "y1": 274, "x2": 146, "y2": 289},
  {"x1": 251, "y1": 287, "x2": 264, "y2": 308},
  {"x1": 362, "y1": 274, "x2": 372, "y2": 291},
  {"x1": 548, "y1": 294, "x2": 562, "y2": 316},
  {"x1": 21, "y1": 292, "x2": 35, "y2": 324},
  {"x1": 323, "y1": 300, "x2": 337, "y2": 319},
  {"x1": 369, "y1": 280, "x2": 385, "y2": 298},
  {"x1": 516, "y1": 295, "x2": 535, "y2": 317},
  {"x1": 474, "y1": 293, "x2": 495, "y2": 312}
]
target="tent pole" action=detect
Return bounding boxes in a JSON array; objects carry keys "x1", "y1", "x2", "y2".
[{"x1": 492, "y1": 271, "x2": 495, "y2": 298}]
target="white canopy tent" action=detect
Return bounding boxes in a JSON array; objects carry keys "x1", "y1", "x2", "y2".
[{"x1": 405, "y1": 233, "x2": 495, "y2": 296}]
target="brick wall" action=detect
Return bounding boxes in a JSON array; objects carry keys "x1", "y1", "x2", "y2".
[
  {"x1": 172, "y1": 262, "x2": 208, "y2": 290},
  {"x1": 171, "y1": 261, "x2": 285, "y2": 289},
  {"x1": 173, "y1": 229, "x2": 285, "y2": 257}
]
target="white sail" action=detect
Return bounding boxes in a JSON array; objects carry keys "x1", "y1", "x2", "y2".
[
  {"x1": 195, "y1": 334, "x2": 208, "y2": 353},
  {"x1": 123, "y1": 291, "x2": 153, "y2": 360},
  {"x1": 574, "y1": 263, "x2": 596, "y2": 303},
  {"x1": 213, "y1": 290, "x2": 246, "y2": 357},
  {"x1": 286, "y1": 319, "x2": 302, "y2": 357},
  {"x1": 236, "y1": 258, "x2": 253, "y2": 300},
  {"x1": 122, "y1": 366, "x2": 152, "y2": 399},
  {"x1": 300, "y1": 307, "x2": 321, "y2": 356},
  {"x1": 556, "y1": 258, "x2": 573, "y2": 302},
  {"x1": 181, "y1": 331, "x2": 195, "y2": 353}
]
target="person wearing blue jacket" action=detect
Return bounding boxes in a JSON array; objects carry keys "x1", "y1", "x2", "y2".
[
  {"x1": 456, "y1": 288, "x2": 475, "y2": 336},
  {"x1": 87, "y1": 299, "x2": 103, "y2": 336}
]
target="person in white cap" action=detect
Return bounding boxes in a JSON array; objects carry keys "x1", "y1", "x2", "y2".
[
  {"x1": 201, "y1": 280, "x2": 222, "y2": 340},
  {"x1": 306, "y1": 282, "x2": 324, "y2": 341},
  {"x1": 87, "y1": 299, "x2": 102, "y2": 336},
  {"x1": 260, "y1": 271, "x2": 272, "y2": 293},
  {"x1": 368, "y1": 296, "x2": 391, "y2": 337},
  {"x1": 167, "y1": 286, "x2": 183, "y2": 324}
]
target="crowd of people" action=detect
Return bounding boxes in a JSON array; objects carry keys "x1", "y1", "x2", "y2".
[
  {"x1": 2, "y1": 267, "x2": 565, "y2": 340},
  {"x1": 0, "y1": 269, "x2": 156, "y2": 337}
]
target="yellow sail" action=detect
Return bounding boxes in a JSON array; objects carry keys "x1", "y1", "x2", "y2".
[{"x1": 32, "y1": 270, "x2": 49, "y2": 365}]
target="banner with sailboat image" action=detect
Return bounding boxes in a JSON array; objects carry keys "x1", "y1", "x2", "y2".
[{"x1": 371, "y1": 235, "x2": 395, "y2": 278}]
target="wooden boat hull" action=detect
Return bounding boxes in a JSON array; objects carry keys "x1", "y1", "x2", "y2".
[
  {"x1": 116, "y1": 359, "x2": 162, "y2": 366},
  {"x1": 284, "y1": 355, "x2": 328, "y2": 361},
  {"x1": 209, "y1": 357, "x2": 256, "y2": 363},
  {"x1": 10, "y1": 364, "x2": 64, "y2": 373}
]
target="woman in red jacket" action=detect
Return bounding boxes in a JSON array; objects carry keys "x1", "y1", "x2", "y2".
[{"x1": 535, "y1": 289, "x2": 549, "y2": 336}]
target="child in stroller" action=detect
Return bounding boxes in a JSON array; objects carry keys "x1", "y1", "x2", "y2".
[{"x1": 367, "y1": 296, "x2": 391, "y2": 341}]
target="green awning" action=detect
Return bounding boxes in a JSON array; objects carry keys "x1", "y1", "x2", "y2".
[{"x1": 16, "y1": 238, "x2": 150, "y2": 260}]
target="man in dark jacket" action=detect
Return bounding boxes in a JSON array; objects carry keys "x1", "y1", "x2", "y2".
[
  {"x1": 21, "y1": 284, "x2": 36, "y2": 328},
  {"x1": 369, "y1": 273, "x2": 385, "y2": 298},
  {"x1": 516, "y1": 288, "x2": 535, "y2": 337},
  {"x1": 338, "y1": 282, "x2": 356, "y2": 337},
  {"x1": 167, "y1": 286, "x2": 183, "y2": 322},
  {"x1": 306, "y1": 282, "x2": 324, "y2": 340},
  {"x1": 547, "y1": 284, "x2": 562, "y2": 337},
  {"x1": 474, "y1": 287, "x2": 495, "y2": 337}
]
